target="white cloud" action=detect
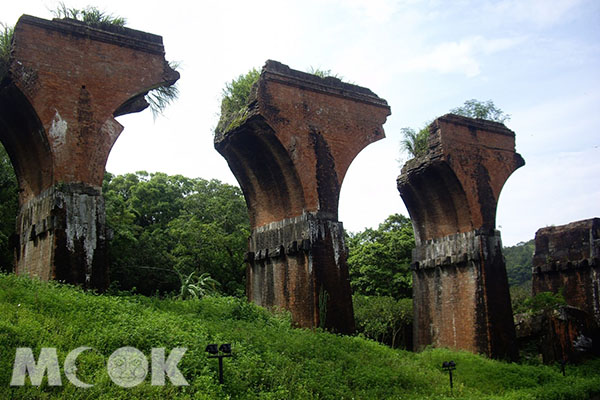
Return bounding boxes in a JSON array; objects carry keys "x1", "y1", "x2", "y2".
[
  {"x1": 498, "y1": 148, "x2": 600, "y2": 245},
  {"x1": 401, "y1": 36, "x2": 522, "y2": 77},
  {"x1": 333, "y1": 0, "x2": 401, "y2": 23},
  {"x1": 489, "y1": 0, "x2": 584, "y2": 28},
  {"x1": 510, "y1": 91, "x2": 600, "y2": 156}
]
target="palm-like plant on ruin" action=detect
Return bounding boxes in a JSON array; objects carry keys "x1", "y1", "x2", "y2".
[{"x1": 400, "y1": 126, "x2": 430, "y2": 159}]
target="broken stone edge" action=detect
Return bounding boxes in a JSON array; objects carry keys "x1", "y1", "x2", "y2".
[
  {"x1": 214, "y1": 60, "x2": 390, "y2": 143},
  {"x1": 18, "y1": 14, "x2": 166, "y2": 55},
  {"x1": 398, "y1": 113, "x2": 522, "y2": 185}
]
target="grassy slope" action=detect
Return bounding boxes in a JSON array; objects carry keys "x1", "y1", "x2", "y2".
[{"x1": 0, "y1": 274, "x2": 598, "y2": 400}]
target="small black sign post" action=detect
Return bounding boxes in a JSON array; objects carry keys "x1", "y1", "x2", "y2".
[
  {"x1": 206, "y1": 343, "x2": 232, "y2": 384},
  {"x1": 442, "y1": 360, "x2": 457, "y2": 395}
]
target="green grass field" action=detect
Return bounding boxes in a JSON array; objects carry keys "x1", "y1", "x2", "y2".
[{"x1": 1, "y1": 273, "x2": 598, "y2": 399}]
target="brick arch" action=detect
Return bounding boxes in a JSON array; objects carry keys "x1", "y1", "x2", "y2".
[
  {"x1": 0, "y1": 84, "x2": 53, "y2": 203},
  {"x1": 217, "y1": 116, "x2": 306, "y2": 228},
  {"x1": 399, "y1": 161, "x2": 472, "y2": 245}
]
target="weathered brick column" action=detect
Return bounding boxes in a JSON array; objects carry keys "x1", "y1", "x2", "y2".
[
  {"x1": 214, "y1": 60, "x2": 390, "y2": 333},
  {"x1": 0, "y1": 15, "x2": 179, "y2": 289},
  {"x1": 532, "y1": 218, "x2": 600, "y2": 324},
  {"x1": 397, "y1": 114, "x2": 524, "y2": 360}
]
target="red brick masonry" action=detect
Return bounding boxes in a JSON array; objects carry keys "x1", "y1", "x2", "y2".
[
  {"x1": 215, "y1": 60, "x2": 390, "y2": 333},
  {"x1": 533, "y1": 218, "x2": 600, "y2": 324},
  {"x1": 0, "y1": 15, "x2": 178, "y2": 289},
  {"x1": 398, "y1": 115, "x2": 524, "y2": 360}
]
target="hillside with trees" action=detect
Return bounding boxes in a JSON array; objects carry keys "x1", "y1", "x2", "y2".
[{"x1": 503, "y1": 239, "x2": 535, "y2": 288}]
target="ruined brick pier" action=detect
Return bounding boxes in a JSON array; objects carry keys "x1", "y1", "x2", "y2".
[
  {"x1": 0, "y1": 15, "x2": 179, "y2": 289},
  {"x1": 533, "y1": 218, "x2": 600, "y2": 323},
  {"x1": 397, "y1": 114, "x2": 524, "y2": 360},
  {"x1": 215, "y1": 60, "x2": 390, "y2": 333}
]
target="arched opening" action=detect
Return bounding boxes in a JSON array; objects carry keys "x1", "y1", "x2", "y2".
[
  {"x1": 216, "y1": 116, "x2": 306, "y2": 229},
  {"x1": 399, "y1": 161, "x2": 472, "y2": 244},
  {"x1": 0, "y1": 141, "x2": 18, "y2": 273},
  {"x1": 338, "y1": 138, "x2": 400, "y2": 234},
  {"x1": 0, "y1": 83, "x2": 53, "y2": 273},
  {"x1": 0, "y1": 84, "x2": 53, "y2": 203}
]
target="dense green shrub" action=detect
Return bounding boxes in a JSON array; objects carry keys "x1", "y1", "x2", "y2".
[
  {"x1": 353, "y1": 294, "x2": 412, "y2": 349},
  {"x1": 512, "y1": 290, "x2": 567, "y2": 315}
]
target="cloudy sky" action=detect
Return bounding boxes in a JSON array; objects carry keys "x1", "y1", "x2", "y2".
[{"x1": 4, "y1": 0, "x2": 599, "y2": 245}]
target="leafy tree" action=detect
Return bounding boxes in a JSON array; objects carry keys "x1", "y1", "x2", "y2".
[
  {"x1": 166, "y1": 179, "x2": 250, "y2": 295},
  {"x1": 103, "y1": 172, "x2": 249, "y2": 296},
  {"x1": 353, "y1": 294, "x2": 413, "y2": 349},
  {"x1": 215, "y1": 68, "x2": 260, "y2": 135},
  {"x1": 0, "y1": 144, "x2": 18, "y2": 272},
  {"x1": 450, "y1": 99, "x2": 511, "y2": 123},
  {"x1": 347, "y1": 214, "x2": 414, "y2": 299},
  {"x1": 512, "y1": 290, "x2": 567, "y2": 315},
  {"x1": 0, "y1": 23, "x2": 13, "y2": 81}
]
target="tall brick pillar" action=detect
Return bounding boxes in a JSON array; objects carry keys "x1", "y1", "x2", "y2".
[
  {"x1": 532, "y1": 218, "x2": 600, "y2": 324},
  {"x1": 215, "y1": 60, "x2": 390, "y2": 333},
  {"x1": 0, "y1": 15, "x2": 179, "y2": 289},
  {"x1": 397, "y1": 114, "x2": 524, "y2": 360}
]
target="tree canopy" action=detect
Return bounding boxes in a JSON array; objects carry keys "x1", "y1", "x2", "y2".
[
  {"x1": 0, "y1": 23, "x2": 13, "y2": 82},
  {"x1": 103, "y1": 171, "x2": 250, "y2": 296},
  {"x1": 504, "y1": 239, "x2": 534, "y2": 288},
  {"x1": 347, "y1": 213, "x2": 415, "y2": 300},
  {"x1": 400, "y1": 99, "x2": 510, "y2": 161},
  {"x1": 450, "y1": 99, "x2": 511, "y2": 123}
]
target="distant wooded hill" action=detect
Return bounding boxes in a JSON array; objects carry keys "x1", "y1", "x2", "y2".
[{"x1": 504, "y1": 239, "x2": 535, "y2": 288}]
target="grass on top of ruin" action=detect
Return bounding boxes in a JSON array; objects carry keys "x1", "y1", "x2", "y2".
[{"x1": 0, "y1": 272, "x2": 599, "y2": 399}]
